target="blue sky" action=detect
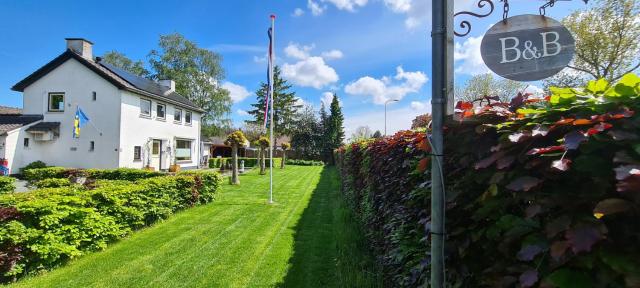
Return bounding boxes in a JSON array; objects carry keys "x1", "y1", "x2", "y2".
[{"x1": 0, "y1": 0, "x2": 584, "y2": 137}]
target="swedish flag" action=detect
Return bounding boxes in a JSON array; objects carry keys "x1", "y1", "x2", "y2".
[{"x1": 73, "y1": 106, "x2": 90, "y2": 138}]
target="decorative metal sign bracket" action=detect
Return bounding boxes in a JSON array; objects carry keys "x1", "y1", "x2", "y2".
[{"x1": 454, "y1": 0, "x2": 582, "y2": 37}]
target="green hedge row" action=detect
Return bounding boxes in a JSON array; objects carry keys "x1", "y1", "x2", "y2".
[
  {"x1": 0, "y1": 170, "x2": 222, "y2": 283},
  {"x1": 208, "y1": 157, "x2": 281, "y2": 169},
  {"x1": 335, "y1": 75, "x2": 640, "y2": 287},
  {"x1": 23, "y1": 167, "x2": 163, "y2": 183},
  {"x1": 0, "y1": 177, "x2": 15, "y2": 194},
  {"x1": 285, "y1": 159, "x2": 324, "y2": 166}
]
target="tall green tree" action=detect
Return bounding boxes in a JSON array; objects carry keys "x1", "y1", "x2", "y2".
[
  {"x1": 149, "y1": 33, "x2": 232, "y2": 135},
  {"x1": 455, "y1": 73, "x2": 527, "y2": 103},
  {"x1": 318, "y1": 102, "x2": 332, "y2": 163},
  {"x1": 326, "y1": 94, "x2": 344, "y2": 164},
  {"x1": 246, "y1": 66, "x2": 302, "y2": 136},
  {"x1": 291, "y1": 105, "x2": 322, "y2": 160},
  {"x1": 563, "y1": 0, "x2": 640, "y2": 82},
  {"x1": 101, "y1": 51, "x2": 150, "y2": 77}
]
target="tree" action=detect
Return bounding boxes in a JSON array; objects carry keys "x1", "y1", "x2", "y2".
[
  {"x1": 280, "y1": 142, "x2": 291, "y2": 169},
  {"x1": 326, "y1": 94, "x2": 345, "y2": 165},
  {"x1": 291, "y1": 105, "x2": 322, "y2": 160},
  {"x1": 319, "y1": 103, "x2": 331, "y2": 163},
  {"x1": 411, "y1": 114, "x2": 433, "y2": 130},
  {"x1": 372, "y1": 130, "x2": 382, "y2": 138},
  {"x1": 246, "y1": 66, "x2": 302, "y2": 136},
  {"x1": 455, "y1": 73, "x2": 527, "y2": 103},
  {"x1": 351, "y1": 126, "x2": 372, "y2": 141},
  {"x1": 101, "y1": 51, "x2": 150, "y2": 77},
  {"x1": 149, "y1": 33, "x2": 232, "y2": 136},
  {"x1": 563, "y1": 0, "x2": 640, "y2": 82},
  {"x1": 225, "y1": 131, "x2": 247, "y2": 185},
  {"x1": 257, "y1": 136, "x2": 270, "y2": 175},
  {"x1": 543, "y1": 70, "x2": 589, "y2": 93}
]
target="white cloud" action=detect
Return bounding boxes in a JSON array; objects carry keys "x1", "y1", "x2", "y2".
[
  {"x1": 383, "y1": 0, "x2": 475, "y2": 29},
  {"x1": 284, "y1": 43, "x2": 315, "y2": 60},
  {"x1": 295, "y1": 97, "x2": 307, "y2": 107},
  {"x1": 253, "y1": 55, "x2": 267, "y2": 63},
  {"x1": 321, "y1": 49, "x2": 344, "y2": 60},
  {"x1": 384, "y1": 0, "x2": 411, "y2": 12},
  {"x1": 222, "y1": 81, "x2": 252, "y2": 103},
  {"x1": 410, "y1": 101, "x2": 428, "y2": 111},
  {"x1": 282, "y1": 56, "x2": 339, "y2": 89},
  {"x1": 524, "y1": 85, "x2": 545, "y2": 97},
  {"x1": 237, "y1": 109, "x2": 250, "y2": 116},
  {"x1": 308, "y1": 0, "x2": 326, "y2": 16},
  {"x1": 344, "y1": 103, "x2": 431, "y2": 139},
  {"x1": 345, "y1": 66, "x2": 428, "y2": 105},
  {"x1": 321, "y1": 92, "x2": 334, "y2": 105},
  {"x1": 322, "y1": 0, "x2": 368, "y2": 11},
  {"x1": 454, "y1": 35, "x2": 490, "y2": 75},
  {"x1": 292, "y1": 8, "x2": 305, "y2": 17}
]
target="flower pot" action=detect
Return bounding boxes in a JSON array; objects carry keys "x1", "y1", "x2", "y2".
[
  {"x1": 143, "y1": 166, "x2": 155, "y2": 171},
  {"x1": 169, "y1": 164, "x2": 180, "y2": 172}
]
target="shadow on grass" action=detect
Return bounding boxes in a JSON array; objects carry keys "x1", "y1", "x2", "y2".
[{"x1": 276, "y1": 166, "x2": 382, "y2": 288}]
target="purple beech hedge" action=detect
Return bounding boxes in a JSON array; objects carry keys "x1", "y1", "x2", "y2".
[{"x1": 335, "y1": 74, "x2": 640, "y2": 287}]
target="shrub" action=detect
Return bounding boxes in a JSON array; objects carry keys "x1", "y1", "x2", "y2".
[
  {"x1": 33, "y1": 178, "x2": 72, "y2": 189},
  {"x1": 22, "y1": 167, "x2": 66, "y2": 182},
  {"x1": 285, "y1": 159, "x2": 324, "y2": 166},
  {"x1": 0, "y1": 170, "x2": 222, "y2": 283},
  {"x1": 335, "y1": 74, "x2": 640, "y2": 287},
  {"x1": 85, "y1": 168, "x2": 163, "y2": 181},
  {"x1": 0, "y1": 177, "x2": 15, "y2": 194},
  {"x1": 209, "y1": 157, "x2": 281, "y2": 168},
  {"x1": 19, "y1": 161, "x2": 47, "y2": 174}
]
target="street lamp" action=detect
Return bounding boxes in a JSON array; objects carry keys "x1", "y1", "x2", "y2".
[{"x1": 384, "y1": 99, "x2": 399, "y2": 136}]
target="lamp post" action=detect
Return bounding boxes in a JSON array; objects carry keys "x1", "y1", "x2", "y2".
[{"x1": 384, "y1": 99, "x2": 399, "y2": 136}]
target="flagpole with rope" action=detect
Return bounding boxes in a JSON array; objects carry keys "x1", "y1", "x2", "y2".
[{"x1": 268, "y1": 14, "x2": 276, "y2": 204}]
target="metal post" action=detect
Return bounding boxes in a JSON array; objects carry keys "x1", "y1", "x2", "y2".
[
  {"x1": 269, "y1": 15, "x2": 275, "y2": 204},
  {"x1": 431, "y1": 0, "x2": 452, "y2": 287},
  {"x1": 384, "y1": 99, "x2": 399, "y2": 136}
]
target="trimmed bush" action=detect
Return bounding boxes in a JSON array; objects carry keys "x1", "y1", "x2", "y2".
[
  {"x1": 0, "y1": 177, "x2": 15, "y2": 194},
  {"x1": 22, "y1": 167, "x2": 66, "y2": 182},
  {"x1": 33, "y1": 178, "x2": 72, "y2": 189},
  {"x1": 209, "y1": 157, "x2": 281, "y2": 169},
  {"x1": 285, "y1": 159, "x2": 324, "y2": 166},
  {"x1": 85, "y1": 168, "x2": 163, "y2": 181},
  {"x1": 0, "y1": 171, "x2": 222, "y2": 283},
  {"x1": 335, "y1": 75, "x2": 640, "y2": 287},
  {"x1": 19, "y1": 161, "x2": 46, "y2": 174}
]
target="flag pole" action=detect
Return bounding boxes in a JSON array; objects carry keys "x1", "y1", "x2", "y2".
[{"x1": 269, "y1": 14, "x2": 276, "y2": 204}]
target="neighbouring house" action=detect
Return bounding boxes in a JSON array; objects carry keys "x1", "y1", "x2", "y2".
[{"x1": 1, "y1": 38, "x2": 204, "y2": 174}]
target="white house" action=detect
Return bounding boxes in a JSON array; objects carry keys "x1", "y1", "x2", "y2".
[{"x1": 0, "y1": 38, "x2": 204, "y2": 173}]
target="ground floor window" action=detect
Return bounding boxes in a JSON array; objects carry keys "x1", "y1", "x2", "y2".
[
  {"x1": 134, "y1": 146, "x2": 141, "y2": 161},
  {"x1": 175, "y1": 139, "x2": 192, "y2": 161}
]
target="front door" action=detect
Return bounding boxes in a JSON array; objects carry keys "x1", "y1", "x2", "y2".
[{"x1": 151, "y1": 139, "x2": 161, "y2": 170}]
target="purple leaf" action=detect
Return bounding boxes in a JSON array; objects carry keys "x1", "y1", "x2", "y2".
[
  {"x1": 475, "y1": 151, "x2": 505, "y2": 170},
  {"x1": 546, "y1": 215, "x2": 571, "y2": 238},
  {"x1": 614, "y1": 165, "x2": 640, "y2": 180},
  {"x1": 532, "y1": 125, "x2": 549, "y2": 137},
  {"x1": 509, "y1": 131, "x2": 530, "y2": 143},
  {"x1": 517, "y1": 245, "x2": 543, "y2": 261},
  {"x1": 550, "y1": 241, "x2": 569, "y2": 260},
  {"x1": 593, "y1": 198, "x2": 633, "y2": 218},
  {"x1": 566, "y1": 226, "x2": 603, "y2": 254},
  {"x1": 519, "y1": 269, "x2": 539, "y2": 287},
  {"x1": 525, "y1": 204, "x2": 541, "y2": 219},
  {"x1": 506, "y1": 176, "x2": 542, "y2": 192},
  {"x1": 564, "y1": 131, "x2": 587, "y2": 150},
  {"x1": 551, "y1": 159, "x2": 572, "y2": 171},
  {"x1": 496, "y1": 155, "x2": 516, "y2": 169}
]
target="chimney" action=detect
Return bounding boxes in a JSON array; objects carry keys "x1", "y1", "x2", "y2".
[
  {"x1": 159, "y1": 80, "x2": 176, "y2": 94},
  {"x1": 65, "y1": 38, "x2": 93, "y2": 59}
]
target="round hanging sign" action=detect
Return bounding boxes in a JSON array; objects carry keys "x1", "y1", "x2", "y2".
[{"x1": 480, "y1": 14, "x2": 575, "y2": 82}]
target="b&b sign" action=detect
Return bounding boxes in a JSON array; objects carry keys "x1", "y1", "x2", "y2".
[{"x1": 480, "y1": 14, "x2": 575, "y2": 82}]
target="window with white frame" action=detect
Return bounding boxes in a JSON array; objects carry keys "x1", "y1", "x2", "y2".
[
  {"x1": 174, "y1": 108, "x2": 182, "y2": 123},
  {"x1": 185, "y1": 111, "x2": 192, "y2": 125},
  {"x1": 48, "y1": 92, "x2": 65, "y2": 112},
  {"x1": 175, "y1": 139, "x2": 192, "y2": 161},
  {"x1": 157, "y1": 103, "x2": 166, "y2": 119},
  {"x1": 140, "y1": 99, "x2": 151, "y2": 117}
]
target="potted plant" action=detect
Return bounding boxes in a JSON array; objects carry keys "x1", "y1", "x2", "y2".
[{"x1": 167, "y1": 145, "x2": 180, "y2": 172}]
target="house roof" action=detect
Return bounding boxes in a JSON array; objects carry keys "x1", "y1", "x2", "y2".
[
  {"x1": 0, "y1": 106, "x2": 23, "y2": 115},
  {"x1": 11, "y1": 50, "x2": 204, "y2": 113},
  {"x1": 0, "y1": 114, "x2": 43, "y2": 135}
]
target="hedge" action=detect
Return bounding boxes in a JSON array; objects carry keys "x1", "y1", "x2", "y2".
[
  {"x1": 0, "y1": 170, "x2": 222, "y2": 283},
  {"x1": 23, "y1": 167, "x2": 163, "y2": 183},
  {"x1": 285, "y1": 159, "x2": 324, "y2": 166},
  {"x1": 0, "y1": 177, "x2": 15, "y2": 194},
  {"x1": 335, "y1": 74, "x2": 640, "y2": 287},
  {"x1": 208, "y1": 157, "x2": 281, "y2": 169},
  {"x1": 33, "y1": 178, "x2": 72, "y2": 189}
]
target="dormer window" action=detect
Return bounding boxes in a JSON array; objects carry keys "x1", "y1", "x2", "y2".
[{"x1": 48, "y1": 92, "x2": 65, "y2": 112}]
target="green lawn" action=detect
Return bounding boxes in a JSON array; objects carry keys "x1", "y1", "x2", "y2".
[{"x1": 11, "y1": 166, "x2": 381, "y2": 287}]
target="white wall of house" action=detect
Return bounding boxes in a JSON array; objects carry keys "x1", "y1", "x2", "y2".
[
  {"x1": 118, "y1": 90, "x2": 201, "y2": 170},
  {"x1": 19, "y1": 58, "x2": 122, "y2": 169}
]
